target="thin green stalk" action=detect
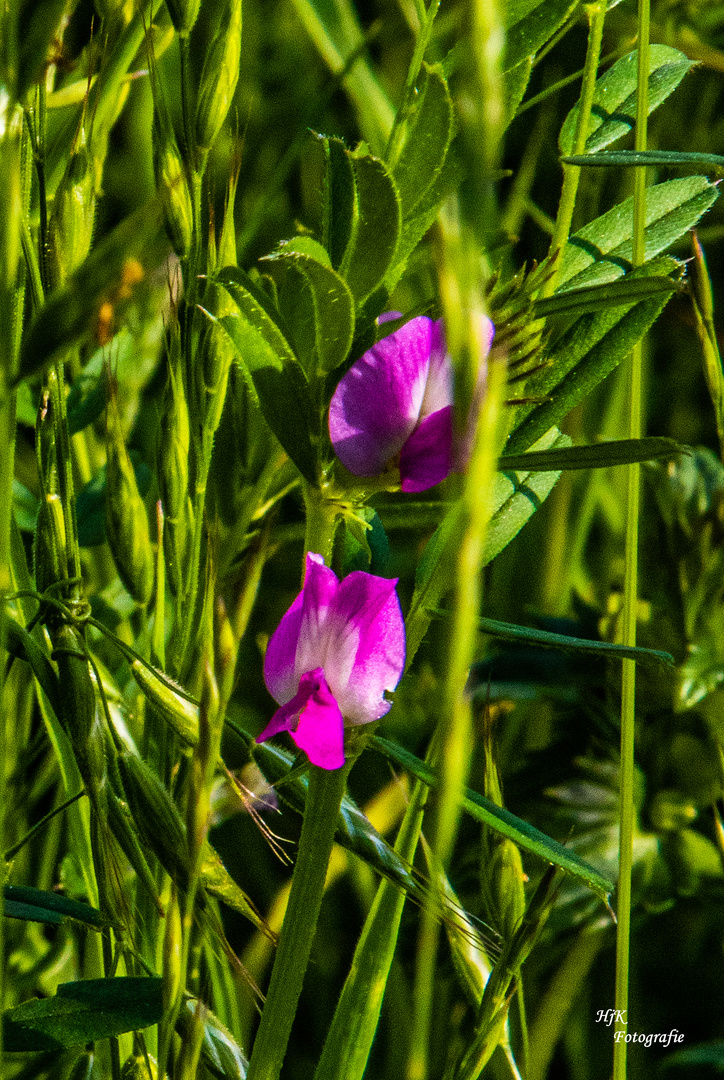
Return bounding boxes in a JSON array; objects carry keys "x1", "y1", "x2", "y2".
[
  {"x1": 313, "y1": 774, "x2": 429, "y2": 1080},
  {"x1": 614, "y1": 1, "x2": 650, "y2": 1076},
  {"x1": 246, "y1": 763, "x2": 350, "y2": 1080},
  {"x1": 542, "y1": 1, "x2": 606, "y2": 298},
  {"x1": 385, "y1": 0, "x2": 442, "y2": 168}
]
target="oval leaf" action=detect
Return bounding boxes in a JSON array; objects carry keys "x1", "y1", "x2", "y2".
[
  {"x1": 215, "y1": 268, "x2": 318, "y2": 483},
  {"x1": 559, "y1": 46, "x2": 694, "y2": 157},
  {"x1": 3, "y1": 977, "x2": 163, "y2": 1051},
  {"x1": 558, "y1": 176, "x2": 718, "y2": 292}
]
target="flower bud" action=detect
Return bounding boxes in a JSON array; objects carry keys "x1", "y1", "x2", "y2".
[
  {"x1": 47, "y1": 129, "x2": 96, "y2": 286},
  {"x1": 34, "y1": 493, "x2": 68, "y2": 595},
  {"x1": 158, "y1": 345, "x2": 192, "y2": 596},
  {"x1": 105, "y1": 385, "x2": 155, "y2": 605},
  {"x1": 194, "y1": 0, "x2": 241, "y2": 153},
  {"x1": 52, "y1": 623, "x2": 106, "y2": 797},
  {"x1": 130, "y1": 658, "x2": 199, "y2": 748},
  {"x1": 162, "y1": 890, "x2": 183, "y2": 1012},
  {"x1": 154, "y1": 124, "x2": 193, "y2": 258}
]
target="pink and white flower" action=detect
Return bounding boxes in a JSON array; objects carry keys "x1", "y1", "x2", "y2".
[
  {"x1": 257, "y1": 554, "x2": 406, "y2": 770},
  {"x1": 329, "y1": 314, "x2": 495, "y2": 493}
]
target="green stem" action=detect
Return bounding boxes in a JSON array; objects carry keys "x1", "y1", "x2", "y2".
[
  {"x1": 302, "y1": 481, "x2": 341, "y2": 569},
  {"x1": 246, "y1": 763, "x2": 349, "y2": 1080},
  {"x1": 542, "y1": 1, "x2": 606, "y2": 298},
  {"x1": 613, "y1": 3, "x2": 650, "y2": 1077}
]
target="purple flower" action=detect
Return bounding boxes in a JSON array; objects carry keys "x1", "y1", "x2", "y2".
[
  {"x1": 257, "y1": 554, "x2": 406, "y2": 770},
  {"x1": 329, "y1": 314, "x2": 495, "y2": 493}
]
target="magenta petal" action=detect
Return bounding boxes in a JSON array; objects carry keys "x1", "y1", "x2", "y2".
[
  {"x1": 399, "y1": 406, "x2": 454, "y2": 493},
  {"x1": 264, "y1": 554, "x2": 337, "y2": 704},
  {"x1": 329, "y1": 317, "x2": 434, "y2": 476},
  {"x1": 263, "y1": 591, "x2": 305, "y2": 705},
  {"x1": 291, "y1": 675, "x2": 345, "y2": 770},
  {"x1": 257, "y1": 668, "x2": 345, "y2": 770},
  {"x1": 323, "y1": 571, "x2": 405, "y2": 725}
]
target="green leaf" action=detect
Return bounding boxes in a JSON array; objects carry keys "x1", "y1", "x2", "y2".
[
  {"x1": 2, "y1": 977, "x2": 164, "y2": 1051},
  {"x1": 504, "y1": 0, "x2": 580, "y2": 73},
  {"x1": 470, "y1": 615, "x2": 674, "y2": 667},
  {"x1": 373, "y1": 738, "x2": 613, "y2": 900},
  {"x1": 562, "y1": 150, "x2": 724, "y2": 171},
  {"x1": 483, "y1": 435, "x2": 569, "y2": 566},
  {"x1": 391, "y1": 64, "x2": 454, "y2": 220},
  {"x1": 505, "y1": 56, "x2": 534, "y2": 125},
  {"x1": 385, "y1": 150, "x2": 460, "y2": 294},
  {"x1": 509, "y1": 260, "x2": 678, "y2": 452},
  {"x1": 263, "y1": 245, "x2": 355, "y2": 375},
  {"x1": 499, "y1": 436, "x2": 682, "y2": 472},
  {"x1": 16, "y1": 202, "x2": 163, "y2": 384},
  {"x1": 320, "y1": 136, "x2": 357, "y2": 272},
  {"x1": 559, "y1": 46, "x2": 694, "y2": 158},
  {"x1": 533, "y1": 275, "x2": 679, "y2": 319},
  {"x1": 3, "y1": 886, "x2": 107, "y2": 929},
  {"x1": 216, "y1": 267, "x2": 318, "y2": 483},
  {"x1": 405, "y1": 429, "x2": 568, "y2": 664},
  {"x1": 558, "y1": 176, "x2": 718, "y2": 292},
  {"x1": 66, "y1": 368, "x2": 110, "y2": 436},
  {"x1": 339, "y1": 149, "x2": 402, "y2": 308}
]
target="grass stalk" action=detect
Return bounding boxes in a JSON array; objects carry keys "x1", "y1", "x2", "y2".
[
  {"x1": 246, "y1": 763, "x2": 350, "y2": 1080},
  {"x1": 613, "y1": 1, "x2": 650, "y2": 1076},
  {"x1": 541, "y1": 0, "x2": 607, "y2": 297}
]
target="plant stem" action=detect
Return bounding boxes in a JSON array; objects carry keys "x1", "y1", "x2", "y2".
[
  {"x1": 246, "y1": 763, "x2": 349, "y2": 1080},
  {"x1": 614, "y1": 1, "x2": 650, "y2": 1076},
  {"x1": 542, "y1": 0, "x2": 606, "y2": 297}
]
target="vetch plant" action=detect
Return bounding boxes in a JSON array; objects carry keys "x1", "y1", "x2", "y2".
[
  {"x1": 257, "y1": 553, "x2": 405, "y2": 769},
  {"x1": 329, "y1": 314, "x2": 495, "y2": 492}
]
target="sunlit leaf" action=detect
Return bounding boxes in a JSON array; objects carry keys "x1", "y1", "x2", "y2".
[{"x1": 559, "y1": 46, "x2": 694, "y2": 158}]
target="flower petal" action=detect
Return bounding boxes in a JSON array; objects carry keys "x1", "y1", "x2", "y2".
[
  {"x1": 399, "y1": 406, "x2": 454, "y2": 493},
  {"x1": 329, "y1": 317, "x2": 434, "y2": 476},
  {"x1": 294, "y1": 554, "x2": 340, "y2": 684},
  {"x1": 256, "y1": 668, "x2": 345, "y2": 770},
  {"x1": 418, "y1": 319, "x2": 451, "y2": 420},
  {"x1": 323, "y1": 571, "x2": 405, "y2": 724},
  {"x1": 263, "y1": 554, "x2": 337, "y2": 705},
  {"x1": 292, "y1": 674, "x2": 345, "y2": 770}
]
